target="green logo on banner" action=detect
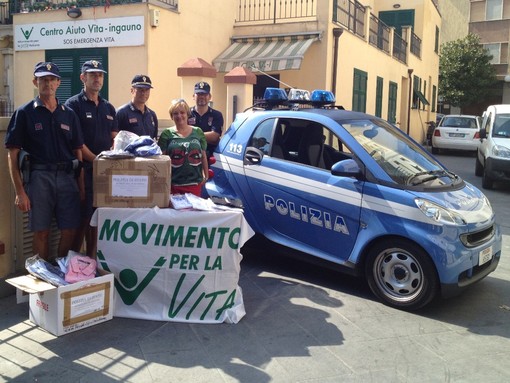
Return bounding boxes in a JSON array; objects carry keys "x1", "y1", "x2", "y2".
[
  {"x1": 97, "y1": 250, "x2": 166, "y2": 305},
  {"x1": 21, "y1": 27, "x2": 34, "y2": 40}
]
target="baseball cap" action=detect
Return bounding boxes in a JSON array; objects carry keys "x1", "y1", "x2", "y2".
[
  {"x1": 34, "y1": 62, "x2": 61, "y2": 79},
  {"x1": 131, "y1": 74, "x2": 153, "y2": 89},
  {"x1": 82, "y1": 60, "x2": 107, "y2": 74},
  {"x1": 194, "y1": 81, "x2": 211, "y2": 94}
]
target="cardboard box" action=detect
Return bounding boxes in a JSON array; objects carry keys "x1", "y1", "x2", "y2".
[
  {"x1": 6, "y1": 270, "x2": 114, "y2": 336},
  {"x1": 93, "y1": 155, "x2": 171, "y2": 208}
]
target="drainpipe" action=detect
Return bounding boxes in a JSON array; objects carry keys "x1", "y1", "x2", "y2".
[
  {"x1": 331, "y1": 28, "x2": 343, "y2": 96},
  {"x1": 407, "y1": 68, "x2": 413, "y2": 135}
]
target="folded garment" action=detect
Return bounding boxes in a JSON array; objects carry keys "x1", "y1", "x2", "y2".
[
  {"x1": 26, "y1": 255, "x2": 68, "y2": 286},
  {"x1": 65, "y1": 255, "x2": 97, "y2": 283}
]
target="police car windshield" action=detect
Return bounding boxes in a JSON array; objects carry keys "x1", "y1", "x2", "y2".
[{"x1": 341, "y1": 119, "x2": 450, "y2": 186}]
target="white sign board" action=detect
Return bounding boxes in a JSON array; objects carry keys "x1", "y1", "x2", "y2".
[
  {"x1": 91, "y1": 207, "x2": 254, "y2": 324},
  {"x1": 15, "y1": 16, "x2": 144, "y2": 51}
]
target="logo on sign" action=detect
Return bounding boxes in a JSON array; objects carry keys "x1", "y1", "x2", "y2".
[{"x1": 21, "y1": 27, "x2": 33, "y2": 40}]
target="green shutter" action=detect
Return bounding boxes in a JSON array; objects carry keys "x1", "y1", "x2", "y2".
[
  {"x1": 432, "y1": 85, "x2": 437, "y2": 112},
  {"x1": 352, "y1": 68, "x2": 367, "y2": 113},
  {"x1": 375, "y1": 76, "x2": 383, "y2": 117},
  {"x1": 379, "y1": 10, "x2": 415, "y2": 36},
  {"x1": 388, "y1": 81, "x2": 397, "y2": 124},
  {"x1": 46, "y1": 48, "x2": 109, "y2": 103}
]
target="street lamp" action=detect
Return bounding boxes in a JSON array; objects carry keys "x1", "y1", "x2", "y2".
[{"x1": 67, "y1": 7, "x2": 82, "y2": 18}]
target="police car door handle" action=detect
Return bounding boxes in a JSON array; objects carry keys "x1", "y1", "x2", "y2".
[{"x1": 244, "y1": 147, "x2": 264, "y2": 165}]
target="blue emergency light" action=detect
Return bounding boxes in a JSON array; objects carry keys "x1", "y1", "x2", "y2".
[
  {"x1": 261, "y1": 87, "x2": 336, "y2": 109},
  {"x1": 263, "y1": 87, "x2": 288, "y2": 102},
  {"x1": 310, "y1": 90, "x2": 336, "y2": 106}
]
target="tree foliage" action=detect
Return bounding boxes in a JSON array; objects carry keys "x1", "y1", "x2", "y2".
[{"x1": 439, "y1": 34, "x2": 497, "y2": 108}]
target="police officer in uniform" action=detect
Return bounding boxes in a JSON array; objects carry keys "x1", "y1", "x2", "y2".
[
  {"x1": 5, "y1": 62, "x2": 84, "y2": 261},
  {"x1": 189, "y1": 81, "x2": 224, "y2": 158},
  {"x1": 65, "y1": 60, "x2": 118, "y2": 257},
  {"x1": 116, "y1": 74, "x2": 158, "y2": 138}
]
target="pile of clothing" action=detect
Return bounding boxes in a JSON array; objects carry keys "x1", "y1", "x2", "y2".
[
  {"x1": 25, "y1": 252, "x2": 97, "y2": 286},
  {"x1": 99, "y1": 130, "x2": 162, "y2": 159}
]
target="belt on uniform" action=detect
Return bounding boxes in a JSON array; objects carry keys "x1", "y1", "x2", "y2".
[{"x1": 31, "y1": 162, "x2": 73, "y2": 171}]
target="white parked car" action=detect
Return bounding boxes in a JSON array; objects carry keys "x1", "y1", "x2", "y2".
[
  {"x1": 476, "y1": 104, "x2": 510, "y2": 189},
  {"x1": 431, "y1": 115, "x2": 482, "y2": 154}
]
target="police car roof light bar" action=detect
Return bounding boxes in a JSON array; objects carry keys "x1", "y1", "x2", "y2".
[
  {"x1": 261, "y1": 87, "x2": 288, "y2": 109},
  {"x1": 287, "y1": 89, "x2": 311, "y2": 102},
  {"x1": 263, "y1": 87, "x2": 288, "y2": 102},
  {"x1": 310, "y1": 89, "x2": 336, "y2": 107}
]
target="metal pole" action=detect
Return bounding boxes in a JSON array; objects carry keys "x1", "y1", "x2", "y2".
[{"x1": 332, "y1": 28, "x2": 343, "y2": 96}]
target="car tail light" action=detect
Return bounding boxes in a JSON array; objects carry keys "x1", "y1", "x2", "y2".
[
  {"x1": 474, "y1": 132, "x2": 480, "y2": 139},
  {"x1": 433, "y1": 129, "x2": 441, "y2": 137},
  {"x1": 208, "y1": 156, "x2": 216, "y2": 165},
  {"x1": 208, "y1": 169, "x2": 214, "y2": 179}
]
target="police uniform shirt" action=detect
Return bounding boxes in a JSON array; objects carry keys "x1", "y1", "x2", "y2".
[
  {"x1": 65, "y1": 90, "x2": 118, "y2": 157},
  {"x1": 188, "y1": 106, "x2": 224, "y2": 154},
  {"x1": 5, "y1": 97, "x2": 84, "y2": 164},
  {"x1": 116, "y1": 102, "x2": 158, "y2": 139}
]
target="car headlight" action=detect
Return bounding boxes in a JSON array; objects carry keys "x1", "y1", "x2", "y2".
[
  {"x1": 492, "y1": 144, "x2": 510, "y2": 158},
  {"x1": 415, "y1": 198, "x2": 467, "y2": 225}
]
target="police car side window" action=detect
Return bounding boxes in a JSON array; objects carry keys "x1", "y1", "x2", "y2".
[{"x1": 250, "y1": 118, "x2": 275, "y2": 155}]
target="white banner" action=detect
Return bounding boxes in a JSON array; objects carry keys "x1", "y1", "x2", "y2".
[
  {"x1": 15, "y1": 16, "x2": 144, "y2": 51},
  {"x1": 91, "y1": 207, "x2": 254, "y2": 324}
]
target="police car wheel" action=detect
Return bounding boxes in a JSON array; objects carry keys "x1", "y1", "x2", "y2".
[{"x1": 365, "y1": 239, "x2": 438, "y2": 310}]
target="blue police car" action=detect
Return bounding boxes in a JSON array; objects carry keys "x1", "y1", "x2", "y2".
[{"x1": 205, "y1": 88, "x2": 501, "y2": 310}]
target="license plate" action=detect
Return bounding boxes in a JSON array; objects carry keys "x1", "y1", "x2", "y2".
[
  {"x1": 479, "y1": 246, "x2": 493, "y2": 266},
  {"x1": 449, "y1": 133, "x2": 465, "y2": 137}
]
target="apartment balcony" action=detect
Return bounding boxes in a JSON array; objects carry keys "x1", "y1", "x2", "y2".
[
  {"x1": 235, "y1": 0, "x2": 317, "y2": 24},
  {"x1": 0, "y1": 0, "x2": 178, "y2": 24}
]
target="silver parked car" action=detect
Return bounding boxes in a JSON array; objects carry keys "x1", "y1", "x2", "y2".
[{"x1": 431, "y1": 115, "x2": 482, "y2": 154}]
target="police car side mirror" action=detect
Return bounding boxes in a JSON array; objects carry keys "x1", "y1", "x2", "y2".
[
  {"x1": 479, "y1": 129, "x2": 487, "y2": 139},
  {"x1": 331, "y1": 159, "x2": 362, "y2": 179}
]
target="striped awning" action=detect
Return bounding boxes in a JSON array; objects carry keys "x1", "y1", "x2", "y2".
[{"x1": 213, "y1": 32, "x2": 321, "y2": 73}]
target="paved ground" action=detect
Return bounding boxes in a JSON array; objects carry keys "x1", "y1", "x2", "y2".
[{"x1": 1, "y1": 153, "x2": 509, "y2": 383}]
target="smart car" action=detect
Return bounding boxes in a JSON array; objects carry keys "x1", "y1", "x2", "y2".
[
  {"x1": 206, "y1": 89, "x2": 501, "y2": 310},
  {"x1": 431, "y1": 114, "x2": 482, "y2": 154}
]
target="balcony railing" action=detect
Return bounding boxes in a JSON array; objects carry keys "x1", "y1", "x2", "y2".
[
  {"x1": 393, "y1": 32, "x2": 407, "y2": 64},
  {"x1": 1, "y1": 0, "x2": 177, "y2": 24},
  {"x1": 235, "y1": 0, "x2": 316, "y2": 23},
  {"x1": 333, "y1": 0, "x2": 365, "y2": 38},
  {"x1": 410, "y1": 30, "x2": 421, "y2": 58},
  {"x1": 368, "y1": 13, "x2": 389, "y2": 54}
]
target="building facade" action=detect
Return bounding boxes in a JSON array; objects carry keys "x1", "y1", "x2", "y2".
[
  {"x1": 0, "y1": 0, "x2": 441, "y2": 288},
  {"x1": 469, "y1": 0, "x2": 510, "y2": 113}
]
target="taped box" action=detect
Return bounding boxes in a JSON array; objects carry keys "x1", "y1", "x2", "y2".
[
  {"x1": 93, "y1": 155, "x2": 171, "y2": 208},
  {"x1": 6, "y1": 270, "x2": 114, "y2": 336}
]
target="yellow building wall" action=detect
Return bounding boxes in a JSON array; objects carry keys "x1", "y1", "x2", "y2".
[{"x1": 12, "y1": 2, "x2": 237, "y2": 124}]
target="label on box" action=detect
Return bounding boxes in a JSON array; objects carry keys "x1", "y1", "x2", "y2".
[
  {"x1": 111, "y1": 174, "x2": 149, "y2": 197},
  {"x1": 61, "y1": 282, "x2": 111, "y2": 327}
]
